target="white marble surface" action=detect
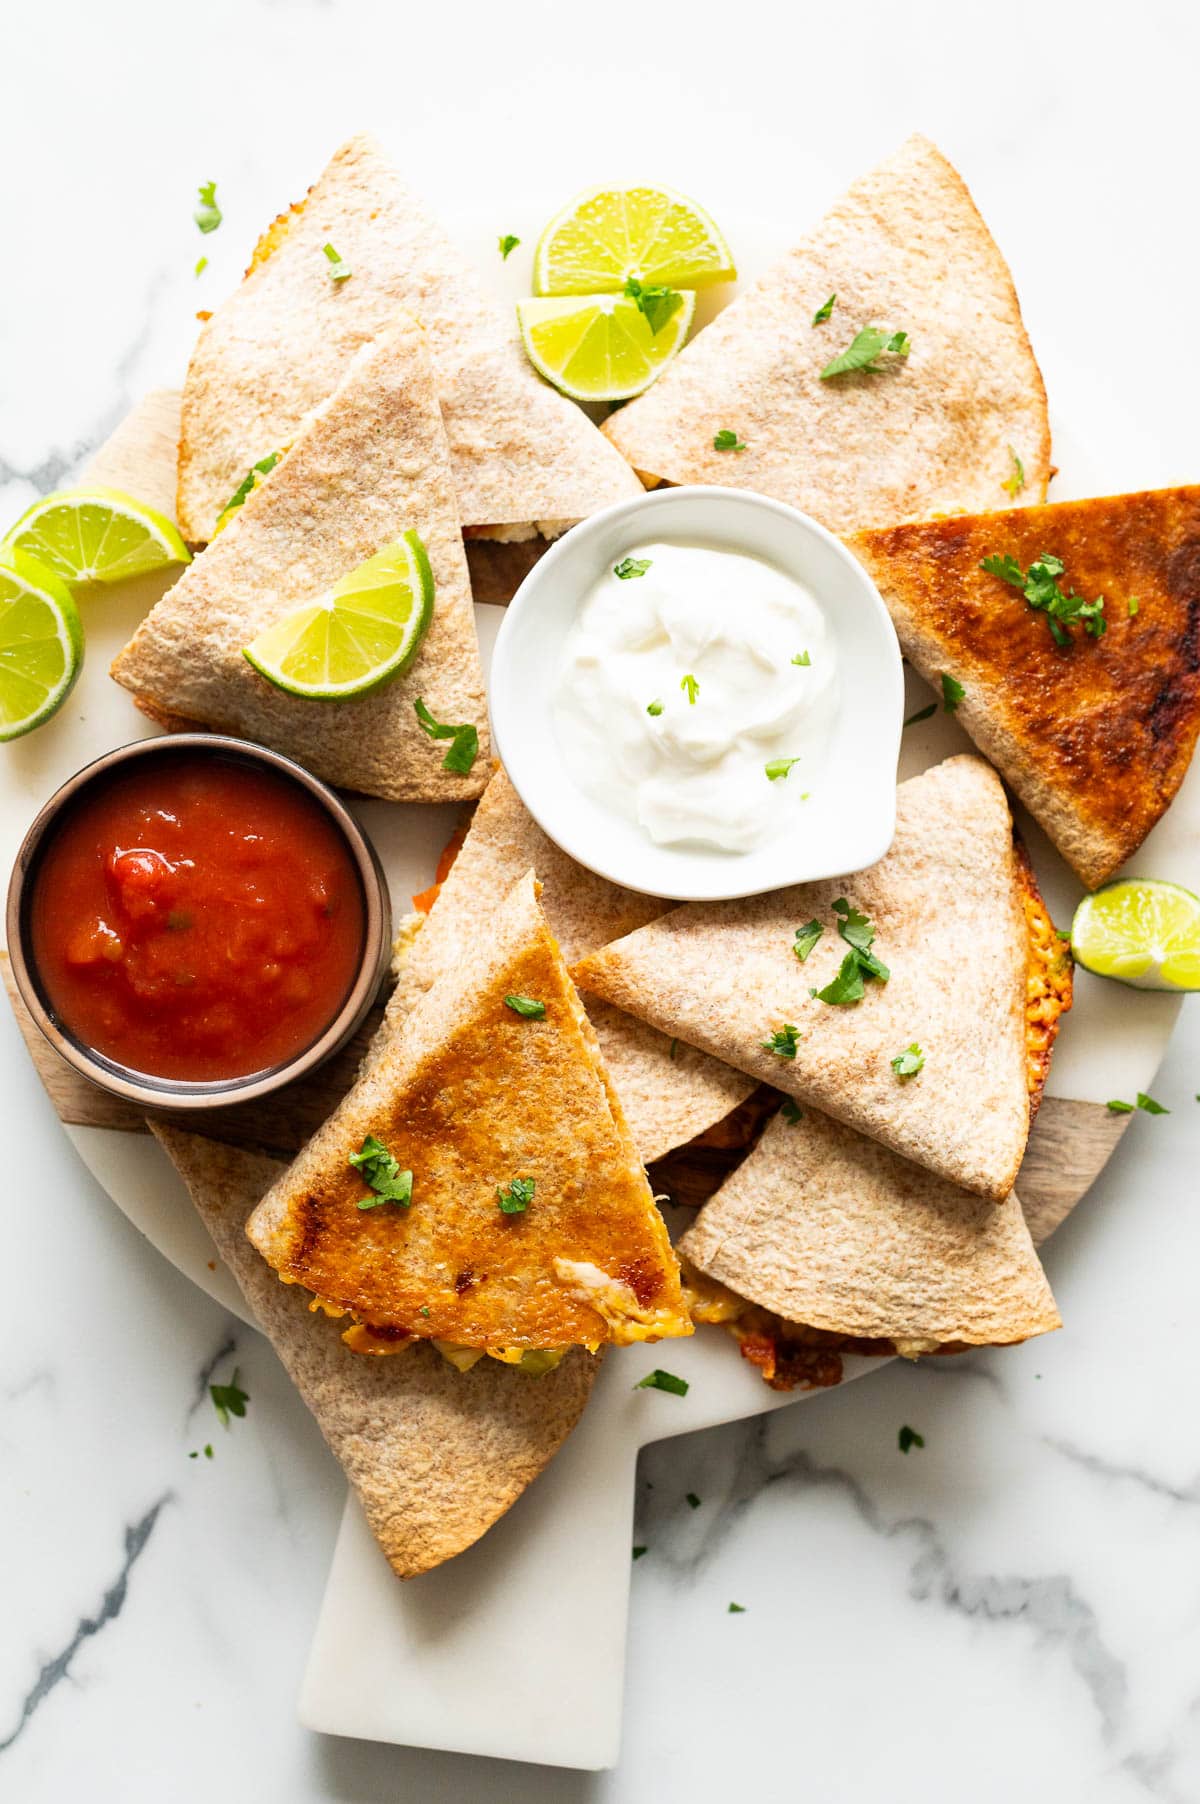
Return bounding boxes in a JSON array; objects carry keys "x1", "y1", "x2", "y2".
[{"x1": 4, "y1": 1, "x2": 1200, "y2": 1798}]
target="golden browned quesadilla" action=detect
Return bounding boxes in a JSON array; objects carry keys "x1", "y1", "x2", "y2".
[
  {"x1": 177, "y1": 134, "x2": 642, "y2": 547},
  {"x1": 849, "y1": 485, "x2": 1200, "y2": 888},
  {"x1": 247, "y1": 871, "x2": 692, "y2": 1350},
  {"x1": 602, "y1": 135, "x2": 1049, "y2": 531},
  {"x1": 151, "y1": 1125, "x2": 598, "y2": 1578},
  {"x1": 379, "y1": 767, "x2": 755, "y2": 1162},
  {"x1": 573, "y1": 756, "x2": 1031, "y2": 1201},
  {"x1": 112, "y1": 316, "x2": 489, "y2": 802}
]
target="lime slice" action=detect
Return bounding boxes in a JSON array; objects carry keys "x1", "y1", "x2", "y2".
[
  {"x1": 0, "y1": 549, "x2": 84, "y2": 740},
  {"x1": 3, "y1": 486, "x2": 190, "y2": 587},
  {"x1": 1071, "y1": 878, "x2": 1200, "y2": 991},
  {"x1": 244, "y1": 530, "x2": 434, "y2": 700},
  {"x1": 517, "y1": 290, "x2": 695, "y2": 403},
  {"x1": 533, "y1": 186, "x2": 735, "y2": 295}
]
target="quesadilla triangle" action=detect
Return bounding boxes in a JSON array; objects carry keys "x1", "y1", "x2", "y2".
[
  {"x1": 678, "y1": 1105, "x2": 1061, "y2": 1367},
  {"x1": 573, "y1": 756, "x2": 1031, "y2": 1203},
  {"x1": 849, "y1": 485, "x2": 1200, "y2": 890},
  {"x1": 176, "y1": 133, "x2": 642, "y2": 548},
  {"x1": 378, "y1": 766, "x2": 755, "y2": 1162},
  {"x1": 247, "y1": 870, "x2": 692, "y2": 1349},
  {"x1": 150, "y1": 1126, "x2": 598, "y2": 1579},
  {"x1": 111, "y1": 314, "x2": 489, "y2": 802},
  {"x1": 603, "y1": 134, "x2": 1049, "y2": 531}
]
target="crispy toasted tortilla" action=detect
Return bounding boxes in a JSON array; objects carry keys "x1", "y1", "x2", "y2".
[
  {"x1": 112, "y1": 316, "x2": 488, "y2": 803},
  {"x1": 678, "y1": 1106, "x2": 1060, "y2": 1366},
  {"x1": 378, "y1": 768, "x2": 755, "y2": 1162},
  {"x1": 603, "y1": 135, "x2": 1049, "y2": 531},
  {"x1": 849, "y1": 486, "x2": 1200, "y2": 888},
  {"x1": 247, "y1": 872, "x2": 691, "y2": 1348},
  {"x1": 177, "y1": 133, "x2": 642, "y2": 546},
  {"x1": 151, "y1": 1125, "x2": 597, "y2": 1578},
  {"x1": 573, "y1": 756, "x2": 1030, "y2": 1201}
]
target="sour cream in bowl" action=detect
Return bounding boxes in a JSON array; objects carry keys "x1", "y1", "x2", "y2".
[{"x1": 489, "y1": 487, "x2": 903, "y2": 901}]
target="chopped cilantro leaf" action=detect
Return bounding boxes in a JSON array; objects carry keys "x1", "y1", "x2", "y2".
[
  {"x1": 194, "y1": 255, "x2": 208, "y2": 278},
  {"x1": 766, "y1": 757, "x2": 801, "y2": 781},
  {"x1": 322, "y1": 242, "x2": 352, "y2": 281},
  {"x1": 762, "y1": 1023, "x2": 801, "y2": 1058},
  {"x1": 713, "y1": 428, "x2": 747, "y2": 451},
  {"x1": 780, "y1": 1098, "x2": 804, "y2": 1124},
  {"x1": 793, "y1": 919, "x2": 824, "y2": 962},
  {"x1": 812, "y1": 293, "x2": 836, "y2": 325},
  {"x1": 681, "y1": 672, "x2": 700, "y2": 704},
  {"x1": 635, "y1": 1369, "x2": 689, "y2": 1396},
  {"x1": 498, "y1": 233, "x2": 520, "y2": 260},
  {"x1": 941, "y1": 673, "x2": 965, "y2": 713},
  {"x1": 1106, "y1": 1099, "x2": 1135, "y2": 1113},
  {"x1": 647, "y1": 698, "x2": 664, "y2": 716},
  {"x1": 1137, "y1": 1093, "x2": 1170, "y2": 1115},
  {"x1": 820, "y1": 325, "x2": 910, "y2": 380},
  {"x1": 815, "y1": 949, "x2": 867, "y2": 1005},
  {"x1": 210, "y1": 1368, "x2": 249, "y2": 1429},
  {"x1": 204, "y1": 1443, "x2": 213, "y2": 1458},
  {"x1": 194, "y1": 180, "x2": 222, "y2": 234},
  {"x1": 497, "y1": 1176, "x2": 536, "y2": 1214},
  {"x1": 728, "y1": 1602, "x2": 746, "y2": 1613},
  {"x1": 350, "y1": 1133, "x2": 414, "y2": 1209},
  {"x1": 980, "y1": 551, "x2": 1107, "y2": 644},
  {"x1": 414, "y1": 698, "x2": 479, "y2": 774},
  {"x1": 614, "y1": 556, "x2": 652, "y2": 580},
  {"x1": 624, "y1": 276, "x2": 684, "y2": 335},
  {"x1": 1128, "y1": 596, "x2": 1140, "y2": 617},
  {"x1": 903, "y1": 701, "x2": 937, "y2": 727},
  {"x1": 792, "y1": 650, "x2": 811, "y2": 666},
  {"x1": 898, "y1": 1425, "x2": 925, "y2": 1453},
  {"x1": 1002, "y1": 447, "x2": 1025, "y2": 498},
  {"x1": 686, "y1": 1492, "x2": 702, "y2": 1509},
  {"x1": 632, "y1": 1545, "x2": 648, "y2": 1560},
  {"x1": 892, "y1": 1043, "x2": 925, "y2": 1078},
  {"x1": 504, "y1": 994, "x2": 546, "y2": 1019},
  {"x1": 419, "y1": 1305, "x2": 431, "y2": 1317}
]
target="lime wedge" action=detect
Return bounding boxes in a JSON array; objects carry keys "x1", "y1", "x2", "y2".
[
  {"x1": 0, "y1": 549, "x2": 84, "y2": 740},
  {"x1": 1071, "y1": 878, "x2": 1200, "y2": 991},
  {"x1": 244, "y1": 530, "x2": 434, "y2": 700},
  {"x1": 3, "y1": 486, "x2": 190, "y2": 587},
  {"x1": 533, "y1": 186, "x2": 735, "y2": 295},
  {"x1": 517, "y1": 290, "x2": 695, "y2": 403}
]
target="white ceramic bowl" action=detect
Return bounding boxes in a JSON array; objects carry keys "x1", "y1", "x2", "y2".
[{"x1": 490, "y1": 486, "x2": 903, "y2": 901}]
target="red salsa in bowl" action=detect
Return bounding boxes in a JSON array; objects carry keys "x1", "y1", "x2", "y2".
[{"x1": 9, "y1": 737, "x2": 390, "y2": 1104}]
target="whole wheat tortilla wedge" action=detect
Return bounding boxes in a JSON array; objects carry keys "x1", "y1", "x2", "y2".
[
  {"x1": 379, "y1": 768, "x2": 755, "y2": 1162},
  {"x1": 573, "y1": 756, "x2": 1030, "y2": 1202},
  {"x1": 111, "y1": 315, "x2": 489, "y2": 802},
  {"x1": 603, "y1": 135, "x2": 1049, "y2": 531},
  {"x1": 176, "y1": 133, "x2": 642, "y2": 546},
  {"x1": 248, "y1": 871, "x2": 691, "y2": 1348},
  {"x1": 150, "y1": 1125, "x2": 597, "y2": 1579},
  {"x1": 849, "y1": 486, "x2": 1200, "y2": 889},
  {"x1": 678, "y1": 1106, "x2": 1060, "y2": 1354}
]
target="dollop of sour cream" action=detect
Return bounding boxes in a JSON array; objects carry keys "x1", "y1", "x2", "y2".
[{"x1": 554, "y1": 542, "x2": 838, "y2": 854}]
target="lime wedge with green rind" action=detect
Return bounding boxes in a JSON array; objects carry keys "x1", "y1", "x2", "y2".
[
  {"x1": 3, "y1": 486, "x2": 190, "y2": 587},
  {"x1": 0, "y1": 548, "x2": 84, "y2": 740},
  {"x1": 1071, "y1": 878, "x2": 1200, "y2": 991},
  {"x1": 517, "y1": 290, "x2": 695, "y2": 403},
  {"x1": 533, "y1": 185, "x2": 735, "y2": 295},
  {"x1": 243, "y1": 530, "x2": 434, "y2": 700}
]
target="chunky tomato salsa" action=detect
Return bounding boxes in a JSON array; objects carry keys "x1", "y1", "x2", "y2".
[{"x1": 29, "y1": 754, "x2": 365, "y2": 1082}]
